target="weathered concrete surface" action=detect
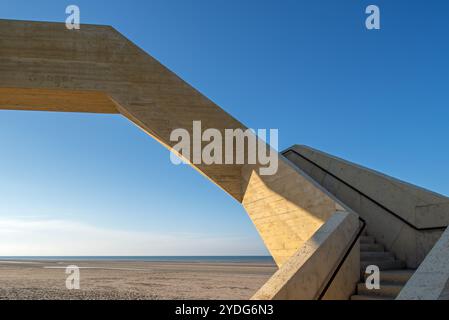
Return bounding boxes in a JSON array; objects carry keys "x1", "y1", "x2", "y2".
[
  {"x1": 0, "y1": 19, "x2": 342, "y2": 267},
  {"x1": 323, "y1": 241, "x2": 360, "y2": 300},
  {"x1": 284, "y1": 145, "x2": 449, "y2": 268},
  {"x1": 242, "y1": 159, "x2": 341, "y2": 265},
  {"x1": 397, "y1": 227, "x2": 449, "y2": 300},
  {"x1": 251, "y1": 211, "x2": 360, "y2": 300},
  {"x1": 439, "y1": 278, "x2": 449, "y2": 300}
]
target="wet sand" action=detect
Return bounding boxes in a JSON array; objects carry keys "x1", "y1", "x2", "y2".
[{"x1": 0, "y1": 260, "x2": 277, "y2": 300}]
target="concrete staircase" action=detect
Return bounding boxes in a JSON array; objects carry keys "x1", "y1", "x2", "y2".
[{"x1": 351, "y1": 232, "x2": 415, "y2": 300}]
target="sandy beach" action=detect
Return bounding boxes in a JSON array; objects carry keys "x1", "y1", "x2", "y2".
[{"x1": 0, "y1": 259, "x2": 276, "y2": 300}]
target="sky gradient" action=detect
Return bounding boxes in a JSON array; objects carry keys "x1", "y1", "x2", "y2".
[{"x1": 0, "y1": 0, "x2": 448, "y2": 255}]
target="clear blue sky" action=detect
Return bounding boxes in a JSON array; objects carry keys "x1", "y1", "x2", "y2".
[{"x1": 0, "y1": 0, "x2": 448, "y2": 256}]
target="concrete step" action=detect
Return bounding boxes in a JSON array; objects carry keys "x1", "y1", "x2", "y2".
[
  {"x1": 363, "y1": 269, "x2": 415, "y2": 284},
  {"x1": 361, "y1": 243, "x2": 384, "y2": 252},
  {"x1": 361, "y1": 259, "x2": 406, "y2": 271},
  {"x1": 357, "y1": 283, "x2": 403, "y2": 298},
  {"x1": 361, "y1": 251, "x2": 394, "y2": 261},
  {"x1": 352, "y1": 228, "x2": 410, "y2": 300},
  {"x1": 360, "y1": 236, "x2": 375, "y2": 244},
  {"x1": 350, "y1": 294, "x2": 394, "y2": 301}
]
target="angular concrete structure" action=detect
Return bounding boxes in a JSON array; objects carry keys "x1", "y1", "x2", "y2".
[
  {"x1": 284, "y1": 146, "x2": 449, "y2": 267},
  {"x1": 283, "y1": 146, "x2": 449, "y2": 300},
  {"x1": 0, "y1": 19, "x2": 343, "y2": 268},
  {"x1": 1, "y1": 19, "x2": 448, "y2": 300}
]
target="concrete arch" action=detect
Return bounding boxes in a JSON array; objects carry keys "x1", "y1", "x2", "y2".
[{"x1": 0, "y1": 19, "x2": 341, "y2": 266}]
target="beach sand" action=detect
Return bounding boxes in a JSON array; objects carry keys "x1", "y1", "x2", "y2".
[{"x1": 0, "y1": 260, "x2": 277, "y2": 300}]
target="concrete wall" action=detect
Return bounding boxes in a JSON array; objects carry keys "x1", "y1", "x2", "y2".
[
  {"x1": 242, "y1": 159, "x2": 343, "y2": 266},
  {"x1": 397, "y1": 227, "x2": 449, "y2": 300},
  {"x1": 322, "y1": 242, "x2": 360, "y2": 300},
  {"x1": 439, "y1": 279, "x2": 449, "y2": 300},
  {"x1": 251, "y1": 211, "x2": 360, "y2": 300},
  {"x1": 0, "y1": 19, "x2": 344, "y2": 267},
  {"x1": 284, "y1": 145, "x2": 449, "y2": 268}
]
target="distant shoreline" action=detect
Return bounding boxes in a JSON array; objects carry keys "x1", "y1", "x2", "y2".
[{"x1": 0, "y1": 256, "x2": 274, "y2": 263}]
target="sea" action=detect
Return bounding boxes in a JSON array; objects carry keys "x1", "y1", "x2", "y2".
[{"x1": 0, "y1": 256, "x2": 275, "y2": 263}]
